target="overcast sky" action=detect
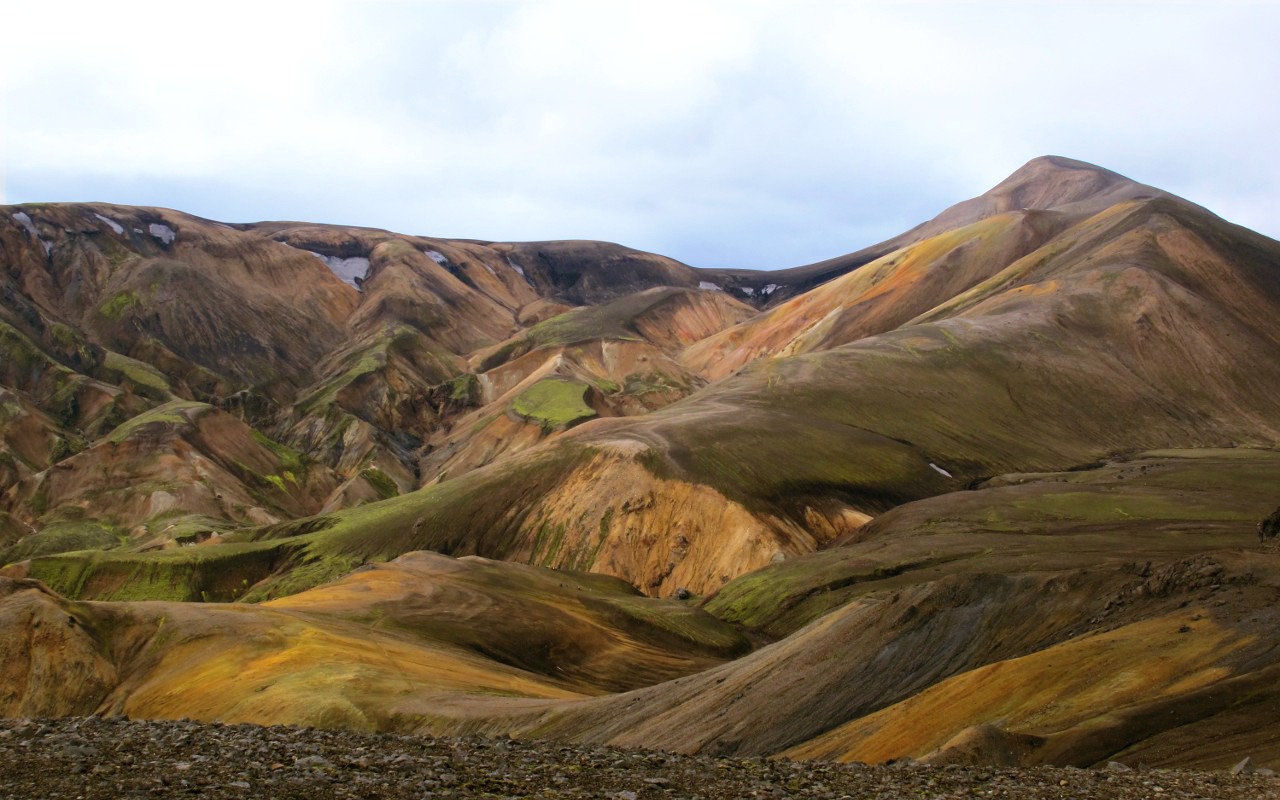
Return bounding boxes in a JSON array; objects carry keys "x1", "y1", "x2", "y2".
[{"x1": 3, "y1": 1, "x2": 1278, "y2": 269}]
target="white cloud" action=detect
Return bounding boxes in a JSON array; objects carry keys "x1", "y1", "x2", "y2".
[{"x1": 3, "y1": 1, "x2": 1278, "y2": 268}]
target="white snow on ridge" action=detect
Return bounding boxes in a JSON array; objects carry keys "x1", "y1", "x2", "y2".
[
  {"x1": 12, "y1": 212, "x2": 53, "y2": 256},
  {"x1": 424, "y1": 249, "x2": 449, "y2": 265},
  {"x1": 288, "y1": 245, "x2": 371, "y2": 288},
  {"x1": 698, "y1": 281, "x2": 722, "y2": 291},
  {"x1": 148, "y1": 223, "x2": 176, "y2": 245},
  {"x1": 320, "y1": 255, "x2": 371, "y2": 288},
  {"x1": 94, "y1": 213, "x2": 125, "y2": 235},
  {"x1": 762, "y1": 283, "x2": 780, "y2": 295},
  {"x1": 929, "y1": 462, "x2": 953, "y2": 478},
  {"x1": 739, "y1": 286, "x2": 755, "y2": 296},
  {"x1": 12, "y1": 211, "x2": 39, "y2": 239}
]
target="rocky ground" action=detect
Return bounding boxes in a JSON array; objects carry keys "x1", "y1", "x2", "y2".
[{"x1": 0, "y1": 718, "x2": 1276, "y2": 799}]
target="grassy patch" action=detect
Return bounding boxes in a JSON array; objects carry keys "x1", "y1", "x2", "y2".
[
  {"x1": 360, "y1": 467, "x2": 399, "y2": 500},
  {"x1": 0, "y1": 520, "x2": 122, "y2": 564},
  {"x1": 478, "y1": 288, "x2": 690, "y2": 371},
  {"x1": 585, "y1": 593, "x2": 749, "y2": 657},
  {"x1": 705, "y1": 449, "x2": 1280, "y2": 636},
  {"x1": 105, "y1": 400, "x2": 210, "y2": 445},
  {"x1": 237, "y1": 552, "x2": 362, "y2": 603},
  {"x1": 97, "y1": 290, "x2": 141, "y2": 321},
  {"x1": 446, "y1": 373, "x2": 481, "y2": 405},
  {"x1": 523, "y1": 291, "x2": 676, "y2": 347},
  {"x1": 239, "y1": 445, "x2": 594, "y2": 598},
  {"x1": 295, "y1": 325, "x2": 440, "y2": 414},
  {"x1": 510, "y1": 379, "x2": 596, "y2": 431},
  {"x1": 0, "y1": 321, "x2": 73, "y2": 382},
  {"x1": 24, "y1": 539, "x2": 299, "y2": 602},
  {"x1": 103, "y1": 350, "x2": 171, "y2": 394},
  {"x1": 250, "y1": 429, "x2": 307, "y2": 474}
]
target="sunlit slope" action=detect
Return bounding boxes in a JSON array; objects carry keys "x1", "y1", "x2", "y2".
[
  {"x1": 0, "y1": 205, "x2": 732, "y2": 516},
  {"x1": 31, "y1": 187, "x2": 1280, "y2": 602},
  {"x1": 694, "y1": 154, "x2": 1169, "y2": 303},
  {"x1": 441, "y1": 449, "x2": 1280, "y2": 766},
  {"x1": 0, "y1": 550, "x2": 743, "y2": 728},
  {"x1": 683, "y1": 210, "x2": 1069, "y2": 379},
  {"x1": 420, "y1": 287, "x2": 756, "y2": 481}
]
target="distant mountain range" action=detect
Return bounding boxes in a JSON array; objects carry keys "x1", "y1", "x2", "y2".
[{"x1": 3, "y1": 156, "x2": 1280, "y2": 769}]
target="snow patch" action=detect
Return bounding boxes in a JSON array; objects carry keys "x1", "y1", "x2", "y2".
[
  {"x1": 762, "y1": 283, "x2": 780, "y2": 295},
  {"x1": 284, "y1": 244, "x2": 370, "y2": 288},
  {"x1": 11, "y1": 211, "x2": 38, "y2": 237},
  {"x1": 698, "y1": 281, "x2": 722, "y2": 291},
  {"x1": 94, "y1": 213, "x2": 125, "y2": 235},
  {"x1": 505, "y1": 256, "x2": 534, "y2": 285},
  {"x1": 738, "y1": 286, "x2": 755, "y2": 296},
  {"x1": 148, "y1": 223, "x2": 176, "y2": 245},
  {"x1": 424, "y1": 249, "x2": 449, "y2": 265},
  {"x1": 12, "y1": 212, "x2": 53, "y2": 256},
  {"x1": 316, "y1": 255, "x2": 371, "y2": 288},
  {"x1": 929, "y1": 463, "x2": 953, "y2": 478}
]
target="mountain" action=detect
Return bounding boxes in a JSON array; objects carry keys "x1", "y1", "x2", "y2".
[{"x1": 3, "y1": 156, "x2": 1280, "y2": 769}]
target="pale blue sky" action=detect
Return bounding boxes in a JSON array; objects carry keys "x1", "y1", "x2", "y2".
[{"x1": 3, "y1": 1, "x2": 1278, "y2": 269}]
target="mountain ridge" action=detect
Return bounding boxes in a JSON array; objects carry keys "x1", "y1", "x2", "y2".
[{"x1": 4, "y1": 156, "x2": 1280, "y2": 769}]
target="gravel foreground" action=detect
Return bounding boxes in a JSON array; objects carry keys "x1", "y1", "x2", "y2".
[{"x1": 0, "y1": 718, "x2": 1276, "y2": 800}]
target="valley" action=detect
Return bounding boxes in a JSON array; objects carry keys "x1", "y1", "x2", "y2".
[{"x1": 3, "y1": 156, "x2": 1280, "y2": 772}]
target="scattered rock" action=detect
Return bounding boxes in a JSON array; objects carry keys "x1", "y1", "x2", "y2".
[
  {"x1": 0, "y1": 718, "x2": 1274, "y2": 799},
  {"x1": 1257, "y1": 508, "x2": 1280, "y2": 543}
]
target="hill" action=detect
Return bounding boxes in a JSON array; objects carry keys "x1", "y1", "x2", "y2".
[{"x1": 3, "y1": 156, "x2": 1280, "y2": 769}]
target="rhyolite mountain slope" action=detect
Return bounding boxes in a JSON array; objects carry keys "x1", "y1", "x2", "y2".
[
  {"x1": 3, "y1": 156, "x2": 1280, "y2": 769},
  {"x1": 0, "y1": 205, "x2": 752, "y2": 546}
]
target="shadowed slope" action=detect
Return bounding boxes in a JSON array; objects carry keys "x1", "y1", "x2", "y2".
[
  {"x1": 0, "y1": 401, "x2": 343, "y2": 554},
  {"x1": 2, "y1": 204, "x2": 357, "y2": 398}
]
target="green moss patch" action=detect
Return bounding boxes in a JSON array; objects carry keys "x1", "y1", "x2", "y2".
[
  {"x1": 704, "y1": 449, "x2": 1280, "y2": 638},
  {"x1": 103, "y1": 350, "x2": 171, "y2": 394},
  {"x1": 105, "y1": 400, "x2": 210, "y2": 445},
  {"x1": 0, "y1": 521, "x2": 122, "y2": 564},
  {"x1": 239, "y1": 445, "x2": 593, "y2": 599},
  {"x1": 97, "y1": 290, "x2": 141, "y2": 321},
  {"x1": 24, "y1": 538, "x2": 299, "y2": 602},
  {"x1": 249, "y1": 429, "x2": 307, "y2": 474},
  {"x1": 446, "y1": 373, "x2": 482, "y2": 405},
  {"x1": 479, "y1": 288, "x2": 690, "y2": 371},
  {"x1": 511, "y1": 379, "x2": 596, "y2": 431},
  {"x1": 360, "y1": 467, "x2": 399, "y2": 499}
]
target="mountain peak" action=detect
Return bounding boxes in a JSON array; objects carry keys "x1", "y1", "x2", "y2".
[
  {"x1": 986, "y1": 155, "x2": 1143, "y2": 210},
  {"x1": 906, "y1": 155, "x2": 1165, "y2": 243}
]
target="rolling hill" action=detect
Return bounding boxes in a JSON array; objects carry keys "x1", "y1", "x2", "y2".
[{"x1": 3, "y1": 156, "x2": 1279, "y2": 769}]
